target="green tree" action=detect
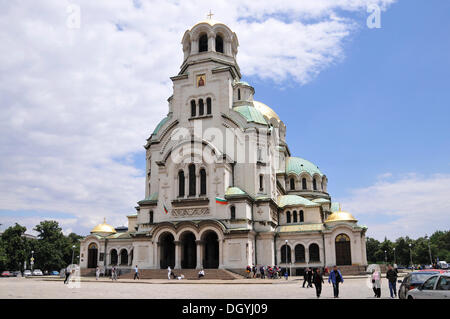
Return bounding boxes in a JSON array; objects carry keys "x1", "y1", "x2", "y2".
[
  {"x1": 33, "y1": 221, "x2": 67, "y2": 271},
  {"x1": 366, "y1": 237, "x2": 380, "y2": 263},
  {"x1": 0, "y1": 223, "x2": 30, "y2": 270}
]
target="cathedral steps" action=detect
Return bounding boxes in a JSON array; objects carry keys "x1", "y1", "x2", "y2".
[
  {"x1": 335, "y1": 265, "x2": 367, "y2": 276},
  {"x1": 118, "y1": 269, "x2": 237, "y2": 280}
]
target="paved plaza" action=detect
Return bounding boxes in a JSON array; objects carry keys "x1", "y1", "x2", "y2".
[{"x1": 0, "y1": 276, "x2": 402, "y2": 299}]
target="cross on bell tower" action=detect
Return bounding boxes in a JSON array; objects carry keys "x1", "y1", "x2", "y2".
[{"x1": 207, "y1": 9, "x2": 214, "y2": 20}]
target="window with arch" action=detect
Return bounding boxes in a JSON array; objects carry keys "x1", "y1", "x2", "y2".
[
  {"x1": 290, "y1": 178, "x2": 295, "y2": 190},
  {"x1": 149, "y1": 210, "x2": 154, "y2": 224},
  {"x1": 309, "y1": 243, "x2": 320, "y2": 262},
  {"x1": 215, "y1": 34, "x2": 224, "y2": 53},
  {"x1": 238, "y1": 88, "x2": 241, "y2": 100},
  {"x1": 302, "y1": 178, "x2": 307, "y2": 190},
  {"x1": 178, "y1": 170, "x2": 185, "y2": 197},
  {"x1": 190, "y1": 100, "x2": 196, "y2": 117},
  {"x1": 286, "y1": 211, "x2": 291, "y2": 223},
  {"x1": 299, "y1": 210, "x2": 304, "y2": 223},
  {"x1": 293, "y1": 211, "x2": 298, "y2": 223},
  {"x1": 200, "y1": 168, "x2": 207, "y2": 195},
  {"x1": 313, "y1": 179, "x2": 317, "y2": 190},
  {"x1": 199, "y1": 34, "x2": 208, "y2": 52},
  {"x1": 259, "y1": 174, "x2": 264, "y2": 191},
  {"x1": 188, "y1": 164, "x2": 196, "y2": 196},
  {"x1": 281, "y1": 244, "x2": 291, "y2": 263},
  {"x1": 110, "y1": 249, "x2": 118, "y2": 265},
  {"x1": 198, "y1": 99, "x2": 204, "y2": 116},
  {"x1": 120, "y1": 249, "x2": 128, "y2": 265},
  {"x1": 295, "y1": 244, "x2": 305, "y2": 262},
  {"x1": 230, "y1": 206, "x2": 236, "y2": 220},
  {"x1": 206, "y1": 97, "x2": 212, "y2": 114}
]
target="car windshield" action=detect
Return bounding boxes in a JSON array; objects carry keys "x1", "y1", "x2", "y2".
[{"x1": 411, "y1": 273, "x2": 437, "y2": 283}]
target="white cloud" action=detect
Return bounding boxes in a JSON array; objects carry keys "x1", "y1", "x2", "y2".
[
  {"x1": 0, "y1": 0, "x2": 396, "y2": 234},
  {"x1": 339, "y1": 173, "x2": 450, "y2": 240}
]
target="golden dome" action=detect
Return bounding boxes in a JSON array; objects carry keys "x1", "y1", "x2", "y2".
[
  {"x1": 253, "y1": 101, "x2": 280, "y2": 122},
  {"x1": 91, "y1": 218, "x2": 116, "y2": 235},
  {"x1": 325, "y1": 211, "x2": 358, "y2": 223}
]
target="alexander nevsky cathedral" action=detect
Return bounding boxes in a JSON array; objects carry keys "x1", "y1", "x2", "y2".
[{"x1": 80, "y1": 18, "x2": 368, "y2": 276}]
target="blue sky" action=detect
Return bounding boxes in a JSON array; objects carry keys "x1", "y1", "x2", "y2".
[{"x1": 0, "y1": 0, "x2": 449, "y2": 240}]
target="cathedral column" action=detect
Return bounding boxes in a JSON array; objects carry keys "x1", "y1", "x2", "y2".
[
  {"x1": 155, "y1": 242, "x2": 160, "y2": 269},
  {"x1": 195, "y1": 240, "x2": 203, "y2": 269},
  {"x1": 174, "y1": 241, "x2": 181, "y2": 269},
  {"x1": 218, "y1": 239, "x2": 224, "y2": 269},
  {"x1": 208, "y1": 34, "x2": 215, "y2": 52}
]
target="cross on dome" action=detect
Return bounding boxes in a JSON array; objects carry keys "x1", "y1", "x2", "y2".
[{"x1": 207, "y1": 9, "x2": 214, "y2": 20}]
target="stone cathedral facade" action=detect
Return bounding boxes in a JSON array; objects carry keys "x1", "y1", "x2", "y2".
[{"x1": 80, "y1": 19, "x2": 368, "y2": 274}]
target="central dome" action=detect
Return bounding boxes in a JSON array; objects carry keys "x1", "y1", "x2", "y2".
[
  {"x1": 253, "y1": 101, "x2": 280, "y2": 122},
  {"x1": 91, "y1": 218, "x2": 116, "y2": 235}
]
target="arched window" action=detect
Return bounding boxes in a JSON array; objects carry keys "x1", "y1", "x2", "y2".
[
  {"x1": 230, "y1": 206, "x2": 236, "y2": 220},
  {"x1": 290, "y1": 178, "x2": 295, "y2": 190},
  {"x1": 199, "y1": 34, "x2": 208, "y2": 52},
  {"x1": 110, "y1": 249, "x2": 118, "y2": 265},
  {"x1": 259, "y1": 174, "x2": 264, "y2": 191},
  {"x1": 200, "y1": 168, "x2": 207, "y2": 195},
  {"x1": 302, "y1": 178, "x2": 307, "y2": 190},
  {"x1": 215, "y1": 35, "x2": 224, "y2": 53},
  {"x1": 295, "y1": 244, "x2": 305, "y2": 262},
  {"x1": 149, "y1": 210, "x2": 154, "y2": 224},
  {"x1": 299, "y1": 210, "x2": 304, "y2": 223},
  {"x1": 178, "y1": 170, "x2": 185, "y2": 197},
  {"x1": 313, "y1": 179, "x2": 317, "y2": 190},
  {"x1": 188, "y1": 164, "x2": 196, "y2": 196},
  {"x1": 281, "y1": 244, "x2": 291, "y2": 263},
  {"x1": 309, "y1": 243, "x2": 320, "y2": 262},
  {"x1": 120, "y1": 249, "x2": 128, "y2": 265},
  {"x1": 293, "y1": 211, "x2": 298, "y2": 223},
  {"x1": 286, "y1": 211, "x2": 291, "y2": 223},
  {"x1": 206, "y1": 97, "x2": 212, "y2": 114},
  {"x1": 199, "y1": 99, "x2": 204, "y2": 116},
  {"x1": 190, "y1": 100, "x2": 196, "y2": 117},
  {"x1": 238, "y1": 88, "x2": 241, "y2": 100}
]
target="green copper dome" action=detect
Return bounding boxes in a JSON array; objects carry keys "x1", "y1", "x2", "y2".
[
  {"x1": 286, "y1": 157, "x2": 323, "y2": 176},
  {"x1": 233, "y1": 105, "x2": 268, "y2": 125},
  {"x1": 277, "y1": 195, "x2": 320, "y2": 208},
  {"x1": 151, "y1": 116, "x2": 169, "y2": 136}
]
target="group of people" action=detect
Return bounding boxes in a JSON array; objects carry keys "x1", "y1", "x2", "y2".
[
  {"x1": 371, "y1": 264, "x2": 398, "y2": 298},
  {"x1": 246, "y1": 265, "x2": 284, "y2": 279},
  {"x1": 303, "y1": 266, "x2": 343, "y2": 298}
]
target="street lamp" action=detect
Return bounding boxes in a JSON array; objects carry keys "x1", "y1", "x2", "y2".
[
  {"x1": 425, "y1": 235, "x2": 432, "y2": 265},
  {"x1": 409, "y1": 243, "x2": 413, "y2": 268},
  {"x1": 71, "y1": 245, "x2": 76, "y2": 265},
  {"x1": 393, "y1": 247, "x2": 396, "y2": 265},
  {"x1": 31, "y1": 250, "x2": 34, "y2": 271},
  {"x1": 384, "y1": 250, "x2": 387, "y2": 264},
  {"x1": 285, "y1": 240, "x2": 288, "y2": 278}
]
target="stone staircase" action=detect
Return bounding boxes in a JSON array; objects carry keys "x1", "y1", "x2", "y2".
[
  {"x1": 336, "y1": 265, "x2": 367, "y2": 276},
  {"x1": 118, "y1": 269, "x2": 239, "y2": 280}
]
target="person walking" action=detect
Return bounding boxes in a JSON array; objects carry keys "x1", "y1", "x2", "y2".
[
  {"x1": 260, "y1": 265, "x2": 265, "y2": 279},
  {"x1": 386, "y1": 264, "x2": 398, "y2": 298},
  {"x1": 111, "y1": 266, "x2": 118, "y2": 281},
  {"x1": 307, "y1": 268, "x2": 313, "y2": 288},
  {"x1": 302, "y1": 268, "x2": 309, "y2": 288},
  {"x1": 95, "y1": 266, "x2": 100, "y2": 280},
  {"x1": 63, "y1": 267, "x2": 71, "y2": 284},
  {"x1": 313, "y1": 268, "x2": 324, "y2": 298},
  {"x1": 252, "y1": 264, "x2": 257, "y2": 278},
  {"x1": 167, "y1": 266, "x2": 172, "y2": 280},
  {"x1": 328, "y1": 265, "x2": 344, "y2": 298},
  {"x1": 133, "y1": 265, "x2": 139, "y2": 280},
  {"x1": 371, "y1": 269, "x2": 381, "y2": 298}
]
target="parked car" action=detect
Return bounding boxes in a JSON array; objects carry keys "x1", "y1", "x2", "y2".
[
  {"x1": 50, "y1": 270, "x2": 59, "y2": 276},
  {"x1": 1, "y1": 270, "x2": 12, "y2": 277},
  {"x1": 398, "y1": 271, "x2": 443, "y2": 299},
  {"x1": 32, "y1": 269, "x2": 43, "y2": 276},
  {"x1": 407, "y1": 272, "x2": 450, "y2": 299},
  {"x1": 12, "y1": 271, "x2": 22, "y2": 277},
  {"x1": 23, "y1": 270, "x2": 32, "y2": 277}
]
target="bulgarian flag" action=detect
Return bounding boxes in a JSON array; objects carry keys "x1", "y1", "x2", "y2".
[
  {"x1": 215, "y1": 197, "x2": 228, "y2": 205},
  {"x1": 163, "y1": 204, "x2": 169, "y2": 214}
]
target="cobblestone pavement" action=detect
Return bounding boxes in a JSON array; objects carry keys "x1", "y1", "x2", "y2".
[{"x1": 0, "y1": 276, "x2": 401, "y2": 299}]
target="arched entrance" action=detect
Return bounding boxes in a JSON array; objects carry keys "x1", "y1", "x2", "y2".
[
  {"x1": 180, "y1": 232, "x2": 197, "y2": 269},
  {"x1": 335, "y1": 234, "x2": 352, "y2": 265},
  {"x1": 160, "y1": 233, "x2": 175, "y2": 269},
  {"x1": 202, "y1": 231, "x2": 219, "y2": 268},
  {"x1": 87, "y1": 243, "x2": 98, "y2": 268}
]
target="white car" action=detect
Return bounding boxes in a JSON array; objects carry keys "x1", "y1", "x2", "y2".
[
  {"x1": 407, "y1": 272, "x2": 450, "y2": 299},
  {"x1": 23, "y1": 270, "x2": 32, "y2": 277},
  {"x1": 32, "y1": 269, "x2": 43, "y2": 276}
]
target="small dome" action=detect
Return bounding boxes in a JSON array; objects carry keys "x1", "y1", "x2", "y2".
[
  {"x1": 286, "y1": 157, "x2": 323, "y2": 177},
  {"x1": 253, "y1": 101, "x2": 280, "y2": 122},
  {"x1": 191, "y1": 19, "x2": 222, "y2": 29},
  {"x1": 91, "y1": 218, "x2": 116, "y2": 235},
  {"x1": 325, "y1": 211, "x2": 358, "y2": 223}
]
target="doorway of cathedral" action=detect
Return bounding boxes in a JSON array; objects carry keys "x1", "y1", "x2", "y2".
[
  {"x1": 87, "y1": 243, "x2": 98, "y2": 268},
  {"x1": 203, "y1": 231, "x2": 219, "y2": 268},
  {"x1": 160, "y1": 233, "x2": 175, "y2": 269},
  {"x1": 181, "y1": 232, "x2": 197, "y2": 269},
  {"x1": 335, "y1": 233, "x2": 352, "y2": 265}
]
